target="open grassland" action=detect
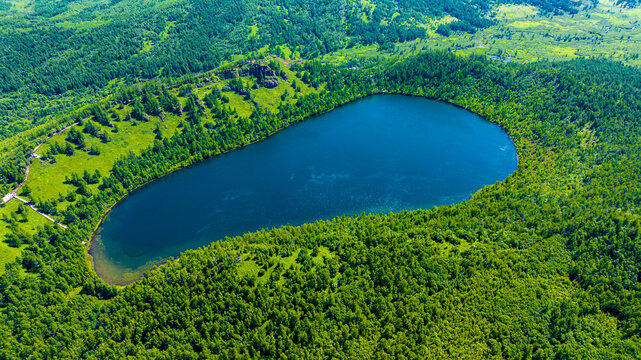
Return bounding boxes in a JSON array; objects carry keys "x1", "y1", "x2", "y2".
[
  {"x1": 26, "y1": 115, "x2": 170, "y2": 209},
  {"x1": 493, "y1": 4, "x2": 539, "y2": 20},
  {"x1": 0, "y1": 240, "x2": 21, "y2": 275},
  {"x1": 0, "y1": 199, "x2": 50, "y2": 274},
  {"x1": 468, "y1": 0, "x2": 641, "y2": 65},
  {"x1": 323, "y1": 0, "x2": 641, "y2": 67}
]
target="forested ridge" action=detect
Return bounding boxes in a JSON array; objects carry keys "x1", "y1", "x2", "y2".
[
  {"x1": 0, "y1": 0, "x2": 586, "y2": 140},
  {"x1": 0, "y1": 51, "x2": 639, "y2": 358}
]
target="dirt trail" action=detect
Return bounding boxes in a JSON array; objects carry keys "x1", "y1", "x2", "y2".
[
  {"x1": 2, "y1": 121, "x2": 80, "y2": 228},
  {"x1": 13, "y1": 195, "x2": 67, "y2": 229}
]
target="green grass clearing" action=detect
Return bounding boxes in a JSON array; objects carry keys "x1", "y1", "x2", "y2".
[{"x1": 0, "y1": 199, "x2": 54, "y2": 274}]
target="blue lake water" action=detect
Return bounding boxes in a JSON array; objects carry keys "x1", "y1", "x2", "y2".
[{"x1": 91, "y1": 95, "x2": 517, "y2": 283}]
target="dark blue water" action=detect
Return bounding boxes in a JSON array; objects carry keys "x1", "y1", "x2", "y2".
[{"x1": 91, "y1": 95, "x2": 517, "y2": 283}]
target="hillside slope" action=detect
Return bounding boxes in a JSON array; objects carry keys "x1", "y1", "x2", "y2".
[
  {"x1": 0, "y1": 0, "x2": 582, "y2": 138},
  {"x1": 0, "y1": 53, "x2": 640, "y2": 358}
]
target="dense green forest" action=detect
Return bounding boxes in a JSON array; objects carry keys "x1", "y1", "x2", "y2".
[
  {"x1": 0, "y1": 0, "x2": 586, "y2": 140},
  {"x1": 0, "y1": 50, "x2": 640, "y2": 358},
  {"x1": 2, "y1": 0, "x2": 641, "y2": 358}
]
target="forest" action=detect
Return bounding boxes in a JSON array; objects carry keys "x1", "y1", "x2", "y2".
[
  {"x1": 1, "y1": 0, "x2": 641, "y2": 358},
  {"x1": 0, "y1": 49, "x2": 638, "y2": 358},
  {"x1": 0, "y1": 0, "x2": 586, "y2": 140}
]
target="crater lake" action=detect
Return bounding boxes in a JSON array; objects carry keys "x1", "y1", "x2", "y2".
[{"x1": 90, "y1": 95, "x2": 518, "y2": 284}]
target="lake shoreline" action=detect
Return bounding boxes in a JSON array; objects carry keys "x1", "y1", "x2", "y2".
[
  {"x1": 89, "y1": 93, "x2": 519, "y2": 286},
  {"x1": 88, "y1": 92, "x2": 377, "y2": 285}
]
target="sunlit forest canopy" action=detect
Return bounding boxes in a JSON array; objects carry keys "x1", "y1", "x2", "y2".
[
  {"x1": 1, "y1": 0, "x2": 641, "y2": 357},
  {"x1": 0, "y1": 0, "x2": 585, "y2": 137},
  {"x1": 0, "y1": 50, "x2": 640, "y2": 357}
]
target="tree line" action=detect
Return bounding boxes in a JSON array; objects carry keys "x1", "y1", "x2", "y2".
[{"x1": 1, "y1": 52, "x2": 641, "y2": 358}]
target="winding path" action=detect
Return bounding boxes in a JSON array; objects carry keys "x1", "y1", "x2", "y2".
[
  {"x1": 13, "y1": 195, "x2": 68, "y2": 229},
  {"x1": 3, "y1": 121, "x2": 80, "y2": 229}
]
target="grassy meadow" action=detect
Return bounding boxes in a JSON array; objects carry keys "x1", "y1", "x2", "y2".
[{"x1": 323, "y1": 0, "x2": 641, "y2": 67}]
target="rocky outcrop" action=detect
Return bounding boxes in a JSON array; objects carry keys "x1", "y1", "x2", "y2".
[
  {"x1": 263, "y1": 78, "x2": 279, "y2": 89},
  {"x1": 217, "y1": 64, "x2": 285, "y2": 88},
  {"x1": 220, "y1": 69, "x2": 239, "y2": 80},
  {"x1": 239, "y1": 64, "x2": 276, "y2": 78}
]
